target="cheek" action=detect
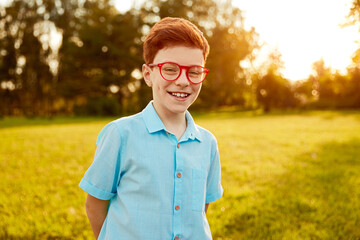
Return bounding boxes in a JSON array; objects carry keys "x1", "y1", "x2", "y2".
[
  {"x1": 156, "y1": 84, "x2": 162, "y2": 94},
  {"x1": 153, "y1": 80, "x2": 167, "y2": 95},
  {"x1": 193, "y1": 84, "x2": 202, "y2": 93}
]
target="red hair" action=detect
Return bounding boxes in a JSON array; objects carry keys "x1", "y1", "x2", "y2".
[{"x1": 143, "y1": 17, "x2": 210, "y2": 64}]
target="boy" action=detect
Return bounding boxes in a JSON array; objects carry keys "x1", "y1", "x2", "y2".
[{"x1": 79, "y1": 17, "x2": 223, "y2": 240}]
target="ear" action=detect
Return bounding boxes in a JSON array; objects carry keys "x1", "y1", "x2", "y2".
[{"x1": 142, "y1": 64, "x2": 153, "y2": 87}]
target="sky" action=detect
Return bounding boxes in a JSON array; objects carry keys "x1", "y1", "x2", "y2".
[
  {"x1": 232, "y1": 0, "x2": 359, "y2": 81},
  {"x1": 113, "y1": 0, "x2": 360, "y2": 82}
]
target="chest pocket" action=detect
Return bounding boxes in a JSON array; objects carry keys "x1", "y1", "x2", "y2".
[{"x1": 192, "y1": 169, "x2": 206, "y2": 212}]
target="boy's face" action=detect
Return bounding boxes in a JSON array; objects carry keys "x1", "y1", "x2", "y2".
[{"x1": 143, "y1": 46, "x2": 204, "y2": 117}]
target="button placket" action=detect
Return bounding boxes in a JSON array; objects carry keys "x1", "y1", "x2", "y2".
[{"x1": 173, "y1": 140, "x2": 184, "y2": 238}]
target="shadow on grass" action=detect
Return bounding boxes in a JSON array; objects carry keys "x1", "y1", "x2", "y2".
[
  {"x1": 0, "y1": 116, "x2": 115, "y2": 129},
  {"x1": 216, "y1": 138, "x2": 360, "y2": 239}
]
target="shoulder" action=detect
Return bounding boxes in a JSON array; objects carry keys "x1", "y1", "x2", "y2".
[
  {"x1": 194, "y1": 123, "x2": 218, "y2": 145},
  {"x1": 110, "y1": 111, "x2": 143, "y2": 129},
  {"x1": 193, "y1": 124, "x2": 220, "y2": 164},
  {"x1": 96, "y1": 112, "x2": 144, "y2": 144}
]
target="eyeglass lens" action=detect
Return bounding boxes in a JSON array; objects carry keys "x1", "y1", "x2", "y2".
[{"x1": 161, "y1": 63, "x2": 206, "y2": 83}]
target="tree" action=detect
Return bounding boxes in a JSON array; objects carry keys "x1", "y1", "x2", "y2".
[
  {"x1": 346, "y1": 66, "x2": 360, "y2": 107},
  {"x1": 310, "y1": 59, "x2": 338, "y2": 108},
  {"x1": 256, "y1": 71, "x2": 296, "y2": 112},
  {"x1": 0, "y1": 0, "x2": 261, "y2": 116},
  {"x1": 0, "y1": 0, "x2": 145, "y2": 116},
  {"x1": 345, "y1": 0, "x2": 360, "y2": 107},
  {"x1": 255, "y1": 50, "x2": 296, "y2": 112},
  {"x1": 0, "y1": 5, "x2": 18, "y2": 116},
  {"x1": 56, "y1": 0, "x2": 144, "y2": 115},
  {"x1": 347, "y1": 0, "x2": 360, "y2": 29},
  {"x1": 0, "y1": 0, "x2": 57, "y2": 116}
]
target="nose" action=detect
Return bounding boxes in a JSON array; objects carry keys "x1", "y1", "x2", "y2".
[{"x1": 174, "y1": 69, "x2": 190, "y2": 86}]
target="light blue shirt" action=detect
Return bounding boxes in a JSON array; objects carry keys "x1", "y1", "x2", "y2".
[{"x1": 79, "y1": 101, "x2": 223, "y2": 240}]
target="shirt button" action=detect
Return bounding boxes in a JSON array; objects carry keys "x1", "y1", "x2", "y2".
[
  {"x1": 177, "y1": 172, "x2": 182, "y2": 178},
  {"x1": 175, "y1": 205, "x2": 180, "y2": 211},
  {"x1": 174, "y1": 236, "x2": 179, "y2": 240},
  {"x1": 177, "y1": 143, "x2": 180, "y2": 148}
]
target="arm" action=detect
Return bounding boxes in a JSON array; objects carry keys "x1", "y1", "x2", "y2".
[
  {"x1": 205, "y1": 139, "x2": 223, "y2": 214},
  {"x1": 85, "y1": 194, "x2": 110, "y2": 239},
  {"x1": 205, "y1": 203, "x2": 209, "y2": 214}
]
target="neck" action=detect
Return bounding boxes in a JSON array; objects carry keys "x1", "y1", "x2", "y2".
[{"x1": 152, "y1": 102, "x2": 187, "y2": 140}]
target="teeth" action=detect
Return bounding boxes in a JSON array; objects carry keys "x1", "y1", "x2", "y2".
[{"x1": 172, "y1": 92, "x2": 189, "y2": 98}]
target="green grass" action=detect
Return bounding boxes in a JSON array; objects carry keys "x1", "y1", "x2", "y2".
[{"x1": 1, "y1": 111, "x2": 360, "y2": 239}]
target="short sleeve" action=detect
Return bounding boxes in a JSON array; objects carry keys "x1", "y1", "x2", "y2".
[
  {"x1": 205, "y1": 138, "x2": 223, "y2": 203},
  {"x1": 79, "y1": 123, "x2": 121, "y2": 200}
]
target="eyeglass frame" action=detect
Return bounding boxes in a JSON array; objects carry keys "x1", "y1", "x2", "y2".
[{"x1": 147, "y1": 62, "x2": 210, "y2": 84}]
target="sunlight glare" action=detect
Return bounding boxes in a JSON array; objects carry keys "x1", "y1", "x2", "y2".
[
  {"x1": 112, "y1": 0, "x2": 134, "y2": 13},
  {"x1": 112, "y1": 0, "x2": 359, "y2": 81},
  {"x1": 232, "y1": 0, "x2": 360, "y2": 81}
]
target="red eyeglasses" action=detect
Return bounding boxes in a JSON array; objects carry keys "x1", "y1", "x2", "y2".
[{"x1": 148, "y1": 62, "x2": 209, "y2": 84}]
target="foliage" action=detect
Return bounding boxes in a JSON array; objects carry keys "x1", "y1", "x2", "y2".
[
  {"x1": 297, "y1": 59, "x2": 360, "y2": 109},
  {"x1": 1, "y1": 0, "x2": 360, "y2": 116},
  {"x1": 1, "y1": 111, "x2": 360, "y2": 238},
  {"x1": 57, "y1": 0, "x2": 144, "y2": 111},
  {"x1": 256, "y1": 71, "x2": 296, "y2": 112},
  {"x1": 73, "y1": 96, "x2": 122, "y2": 116},
  {"x1": 253, "y1": 50, "x2": 297, "y2": 112},
  {"x1": 0, "y1": 0, "x2": 56, "y2": 117},
  {"x1": 348, "y1": 0, "x2": 360, "y2": 29},
  {"x1": 0, "y1": 0, "x2": 146, "y2": 116},
  {"x1": 0, "y1": 0, "x2": 259, "y2": 116}
]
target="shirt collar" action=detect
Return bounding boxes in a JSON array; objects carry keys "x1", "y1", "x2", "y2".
[
  {"x1": 141, "y1": 101, "x2": 202, "y2": 142},
  {"x1": 142, "y1": 101, "x2": 166, "y2": 134},
  {"x1": 184, "y1": 111, "x2": 202, "y2": 142}
]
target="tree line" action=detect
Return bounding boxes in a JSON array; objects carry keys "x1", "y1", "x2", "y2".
[{"x1": 0, "y1": 0, "x2": 359, "y2": 117}]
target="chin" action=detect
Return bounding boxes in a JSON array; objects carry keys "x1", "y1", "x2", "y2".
[
  {"x1": 170, "y1": 105, "x2": 189, "y2": 114},
  {"x1": 170, "y1": 101, "x2": 193, "y2": 113}
]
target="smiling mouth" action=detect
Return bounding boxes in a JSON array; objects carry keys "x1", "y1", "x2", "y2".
[{"x1": 169, "y1": 92, "x2": 190, "y2": 98}]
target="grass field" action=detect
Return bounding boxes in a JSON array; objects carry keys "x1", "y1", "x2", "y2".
[{"x1": 1, "y1": 111, "x2": 360, "y2": 239}]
